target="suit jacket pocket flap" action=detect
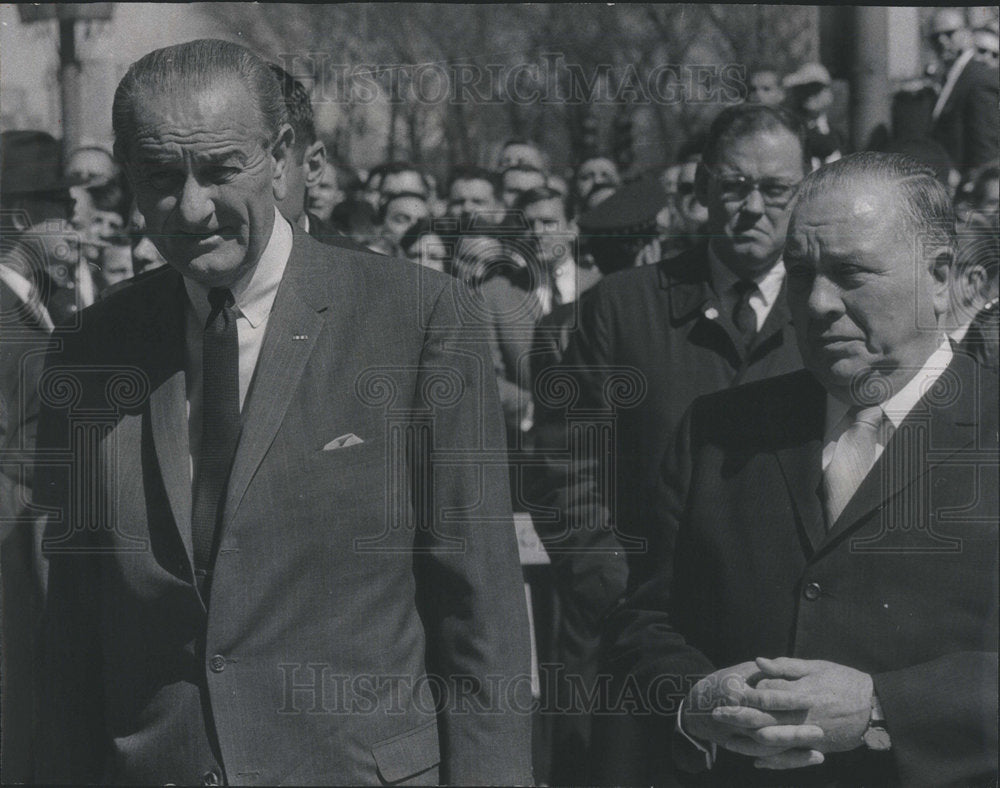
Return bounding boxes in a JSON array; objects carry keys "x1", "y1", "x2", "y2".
[{"x1": 371, "y1": 720, "x2": 440, "y2": 784}]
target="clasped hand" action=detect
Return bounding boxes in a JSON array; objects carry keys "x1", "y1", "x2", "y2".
[{"x1": 681, "y1": 657, "x2": 873, "y2": 770}]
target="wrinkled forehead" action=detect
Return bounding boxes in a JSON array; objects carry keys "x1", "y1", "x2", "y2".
[
  {"x1": 790, "y1": 180, "x2": 904, "y2": 245},
  {"x1": 127, "y1": 78, "x2": 268, "y2": 150}
]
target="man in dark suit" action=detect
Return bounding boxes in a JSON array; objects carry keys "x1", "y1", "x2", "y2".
[
  {"x1": 604, "y1": 152, "x2": 998, "y2": 786},
  {"x1": 529, "y1": 105, "x2": 807, "y2": 784},
  {"x1": 928, "y1": 8, "x2": 1000, "y2": 171},
  {"x1": 33, "y1": 39, "x2": 532, "y2": 786},
  {"x1": 0, "y1": 265, "x2": 53, "y2": 784},
  {"x1": 268, "y1": 62, "x2": 367, "y2": 252}
]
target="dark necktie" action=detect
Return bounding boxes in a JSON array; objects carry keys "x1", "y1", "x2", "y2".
[
  {"x1": 191, "y1": 287, "x2": 241, "y2": 595},
  {"x1": 732, "y1": 279, "x2": 758, "y2": 350}
]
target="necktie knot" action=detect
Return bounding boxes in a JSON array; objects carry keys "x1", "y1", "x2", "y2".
[
  {"x1": 208, "y1": 287, "x2": 235, "y2": 314},
  {"x1": 850, "y1": 404, "x2": 885, "y2": 432},
  {"x1": 733, "y1": 279, "x2": 757, "y2": 298}
]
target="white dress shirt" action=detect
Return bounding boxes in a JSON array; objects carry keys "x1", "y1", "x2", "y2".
[
  {"x1": 707, "y1": 246, "x2": 786, "y2": 332},
  {"x1": 823, "y1": 340, "x2": 954, "y2": 472},
  {"x1": 184, "y1": 210, "x2": 293, "y2": 478}
]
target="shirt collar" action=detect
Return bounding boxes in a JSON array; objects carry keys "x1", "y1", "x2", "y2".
[
  {"x1": 707, "y1": 244, "x2": 785, "y2": 306},
  {"x1": 184, "y1": 208, "x2": 293, "y2": 328},
  {"x1": 824, "y1": 339, "x2": 954, "y2": 435}
]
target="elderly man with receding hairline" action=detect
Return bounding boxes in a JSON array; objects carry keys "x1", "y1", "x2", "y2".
[{"x1": 33, "y1": 38, "x2": 532, "y2": 786}]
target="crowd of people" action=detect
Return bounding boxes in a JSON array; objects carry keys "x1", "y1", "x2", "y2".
[{"x1": 0, "y1": 8, "x2": 997, "y2": 787}]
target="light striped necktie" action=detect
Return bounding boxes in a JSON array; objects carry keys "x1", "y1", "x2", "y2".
[{"x1": 822, "y1": 405, "x2": 888, "y2": 528}]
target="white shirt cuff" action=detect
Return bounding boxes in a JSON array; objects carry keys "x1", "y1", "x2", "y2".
[{"x1": 676, "y1": 698, "x2": 716, "y2": 770}]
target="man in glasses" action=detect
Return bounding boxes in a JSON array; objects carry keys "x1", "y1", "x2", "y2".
[
  {"x1": 530, "y1": 104, "x2": 806, "y2": 784},
  {"x1": 927, "y1": 8, "x2": 999, "y2": 172}
]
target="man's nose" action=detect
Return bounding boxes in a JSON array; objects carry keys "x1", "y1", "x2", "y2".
[
  {"x1": 740, "y1": 186, "x2": 766, "y2": 215},
  {"x1": 177, "y1": 174, "x2": 214, "y2": 227},
  {"x1": 806, "y1": 274, "x2": 843, "y2": 318}
]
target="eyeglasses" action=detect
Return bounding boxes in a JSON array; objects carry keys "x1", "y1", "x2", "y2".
[{"x1": 702, "y1": 163, "x2": 801, "y2": 207}]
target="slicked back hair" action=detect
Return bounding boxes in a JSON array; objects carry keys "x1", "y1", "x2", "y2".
[
  {"x1": 268, "y1": 62, "x2": 316, "y2": 160},
  {"x1": 796, "y1": 151, "x2": 957, "y2": 259},
  {"x1": 112, "y1": 39, "x2": 287, "y2": 166},
  {"x1": 702, "y1": 103, "x2": 808, "y2": 173}
]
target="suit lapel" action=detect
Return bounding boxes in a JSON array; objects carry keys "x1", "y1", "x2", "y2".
[
  {"x1": 819, "y1": 356, "x2": 980, "y2": 551},
  {"x1": 772, "y1": 376, "x2": 827, "y2": 555},
  {"x1": 221, "y1": 231, "x2": 332, "y2": 530},
  {"x1": 146, "y1": 274, "x2": 195, "y2": 573}
]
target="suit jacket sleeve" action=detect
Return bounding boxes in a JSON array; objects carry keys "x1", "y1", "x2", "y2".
[
  {"x1": 33, "y1": 329, "x2": 108, "y2": 782},
  {"x1": 594, "y1": 401, "x2": 719, "y2": 784},
  {"x1": 412, "y1": 279, "x2": 533, "y2": 786},
  {"x1": 530, "y1": 287, "x2": 630, "y2": 632},
  {"x1": 873, "y1": 652, "x2": 998, "y2": 788},
  {"x1": 962, "y1": 62, "x2": 1000, "y2": 169}
]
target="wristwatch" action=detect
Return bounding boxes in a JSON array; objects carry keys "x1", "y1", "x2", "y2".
[{"x1": 862, "y1": 694, "x2": 892, "y2": 751}]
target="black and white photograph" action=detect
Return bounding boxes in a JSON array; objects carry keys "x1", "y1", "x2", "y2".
[{"x1": 0, "y1": 3, "x2": 997, "y2": 785}]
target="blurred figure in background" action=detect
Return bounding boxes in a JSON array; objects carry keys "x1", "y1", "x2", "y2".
[
  {"x1": 398, "y1": 217, "x2": 451, "y2": 274},
  {"x1": 784, "y1": 62, "x2": 844, "y2": 169},
  {"x1": 972, "y1": 25, "x2": 999, "y2": 65},
  {"x1": 950, "y1": 213, "x2": 999, "y2": 368},
  {"x1": 128, "y1": 203, "x2": 168, "y2": 275},
  {"x1": 306, "y1": 160, "x2": 360, "y2": 224},
  {"x1": 501, "y1": 165, "x2": 547, "y2": 209},
  {"x1": 268, "y1": 64, "x2": 327, "y2": 232},
  {"x1": 954, "y1": 162, "x2": 1000, "y2": 222},
  {"x1": 927, "y1": 8, "x2": 999, "y2": 171},
  {"x1": 446, "y1": 165, "x2": 506, "y2": 229},
  {"x1": 496, "y1": 138, "x2": 548, "y2": 173},
  {"x1": 375, "y1": 191, "x2": 430, "y2": 254},
  {"x1": 746, "y1": 68, "x2": 785, "y2": 105},
  {"x1": 572, "y1": 156, "x2": 621, "y2": 214}
]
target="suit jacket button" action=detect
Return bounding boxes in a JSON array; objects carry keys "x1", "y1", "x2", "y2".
[
  {"x1": 202, "y1": 769, "x2": 222, "y2": 785},
  {"x1": 209, "y1": 655, "x2": 226, "y2": 673},
  {"x1": 803, "y1": 582, "x2": 822, "y2": 601}
]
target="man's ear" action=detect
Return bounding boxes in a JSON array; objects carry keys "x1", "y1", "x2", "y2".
[
  {"x1": 270, "y1": 123, "x2": 295, "y2": 202},
  {"x1": 303, "y1": 141, "x2": 327, "y2": 190},
  {"x1": 929, "y1": 246, "x2": 954, "y2": 318}
]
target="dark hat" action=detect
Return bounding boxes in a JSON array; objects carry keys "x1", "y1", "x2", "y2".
[
  {"x1": 1, "y1": 130, "x2": 85, "y2": 196},
  {"x1": 576, "y1": 173, "x2": 669, "y2": 233}
]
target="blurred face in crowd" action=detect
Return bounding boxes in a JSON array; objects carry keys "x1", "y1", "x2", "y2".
[
  {"x1": 128, "y1": 205, "x2": 168, "y2": 274},
  {"x1": 447, "y1": 178, "x2": 502, "y2": 221},
  {"x1": 575, "y1": 157, "x2": 620, "y2": 208},
  {"x1": 498, "y1": 143, "x2": 545, "y2": 173},
  {"x1": 677, "y1": 161, "x2": 708, "y2": 227},
  {"x1": 381, "y1": 195, "x2": 428, "y2": 244},
  {"x1": 406, "y1": 231, "x2": 450, "y2": 274},
  {"x1": 67, "y1": 148, "x2": 117, "y2": 185},
  {"x1": 125, "y1": 79, "x2": 291, "y2": 288},
  {"x1": 973, "y1": 28, "x2": 1000, "y2": 64},
  {"x1": 696, "y1": 128, "x2": 805, "y2": 279},
  {"x1": 748, "y1": 71, "x2": 785, "y2": 106},
  {"x1": 361, "y1": 172, "x2": 383, "y2": 210},
  {"x1": 785, "y1": 179, "x2": 951, "y2": 402},
  {"x1": 381, "y1": 170, "x2": 427, "y2": 200},
  {"x1": 307, "y1": 162, "x2": 344, "y2": 222},
  {"x1": 525, "y1": 196, "x2": 573, "y2": 267},
  {"x1": 974, "y1": 175, "x2": 999, "y2": 214},
  {"x1": 278, "y1": 138, "x2": 325, "y2": 226},
  {"x1": 929, "y1": 9, "x2": 971, "y2": 64},
  {"x1": 501, "y1": 169, "x2": 546, "y2": 209},
  {"x1": 98, "y1": 242, "x2": 135, "y2": 289}
]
